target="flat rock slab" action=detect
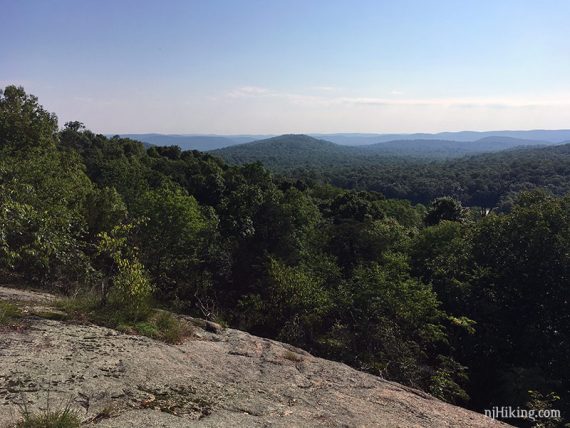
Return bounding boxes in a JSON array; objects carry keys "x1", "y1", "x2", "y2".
[
  {"x1": 0, "y1": 285, "x2": 56, "y2": 304},
  {"x1": 0, "y1": 287, "x2": 508, "y2": 427}
]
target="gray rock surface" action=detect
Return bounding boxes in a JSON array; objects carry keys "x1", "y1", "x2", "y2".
[{"x1": 0, "y1": 286, "x2": 507, "y2": 427}]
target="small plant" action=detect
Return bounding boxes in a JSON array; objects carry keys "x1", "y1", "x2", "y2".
[
  {"x1": 97, "y1": 223, "x2": 153, "y2": 318},
  {"x1": 54, "y1": 294, "x2": 99, "y2": 323},
  {"x1": 429, "y1": 356, "x2": 469, "y2": 404},
  {"x1": 153, "y1": 311, "x2": 193, "y2": 344},
  {"x1": 108, "y1": 257, "x2": 152, "y2": 319},
  {"x1": 0, "y1": 300, "x2": 21, "y2": 325},
  {"x1": 132, "y1": 321, "x2": 159, "y2": 337},
  {"x1": 16, "y1": 399, "x2": 81, "y2": 428},
  {"x1": 112, "y1": 309, "x2": 193, "y2": 344}
]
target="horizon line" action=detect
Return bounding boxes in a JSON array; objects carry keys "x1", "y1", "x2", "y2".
[{"x1": 105, "y1": 128, "x2": 570, "y2": 137}]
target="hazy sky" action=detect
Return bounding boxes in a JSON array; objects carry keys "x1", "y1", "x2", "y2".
[{"x1": 3, "y1": 0, "x2": 570, "y2": 134}]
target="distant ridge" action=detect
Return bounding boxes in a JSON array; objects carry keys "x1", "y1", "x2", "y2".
[
  {"x1": 210, "y1": 133, "x2": 559, "y2": 168},
  {"x1": 226, "y1": 134, "x2": 340, "y2": 149},
  {"x1": 115, "y1": 130, "x2": 570, "y2": 151},
  {"x1": 214, "y1": 137, "x2": 570, "y2": 207},
  {"x1": 209, "y1": 134, "x2": 360, "y2": 168},
  {"x1": 312, "y1": 130, "x2": 570, "y2": 145}
]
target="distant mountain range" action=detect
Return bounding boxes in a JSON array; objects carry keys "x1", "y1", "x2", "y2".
[
  {"x1": 208, "y1": 134, "x2": 560, "y2": 169},
  {"x1": 312, "y1": 130, "x2": 570, "y2": 145},
  {"x1": 116, "y1": 130, "x2": 570, "y2": 151}
]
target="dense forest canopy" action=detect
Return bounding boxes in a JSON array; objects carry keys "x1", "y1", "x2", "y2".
[
  {"x1": 212, "y1": 134, "x2": 570, "y2": 208},
  {"x1": 211, "y1": 133, "x2": 556, "y2": 163},
  {"x1": 1, "y1": 86, "x2": 568, "y2": 426}
]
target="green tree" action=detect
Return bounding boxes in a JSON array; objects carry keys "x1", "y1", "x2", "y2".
[
  {"x1": 84, "y1": 186, "x2": 128, "y2": 238},
  {"x1": 0, "y1": 86, "x2": 94, "y2": 286},
  {"x1": 425, "y1": 197, "x2": 466, "y2": 226},
  {"x1": 466, "y1": 190, "x2": 570, "y2": 411},
  {"x1": 324, "y1": 254, "x2": 455, "y2": 393},
  {"x1": 0, "y1": 85, "x2": 58, "y2": 151},
  {"x1": 249, "y1": 258, "x2": 332, "y2": 346},
  {"x1": 133, "y1": 185, "x2": 217, "y2": 301},
  {"x1": 97, "y1": 223, "x2": 153, "y2": 318}
]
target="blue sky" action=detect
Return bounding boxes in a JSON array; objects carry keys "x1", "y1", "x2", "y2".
[{"x1": 3, "y1": 0, "x2": 570, "y2": 134}]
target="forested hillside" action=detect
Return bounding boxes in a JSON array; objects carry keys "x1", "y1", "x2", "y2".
[
  {"x1": 214, "y1": 134, "x2": 570, "y2": 208},
  {"x1": 360, "y1": 135, "x2": 548, "y2": 157},
  {"x1": 210, "y1": 134, "x2": 373, "y2": 168},
  {"x1": 323, "y1": 144, "x2": 570, "y2": 207},
  {"x1": 212, "y1": 134, "x2": 552, "y2": 164},
  {"x1": 1, "y1": 86, "x2": 568, "y2": 426}
]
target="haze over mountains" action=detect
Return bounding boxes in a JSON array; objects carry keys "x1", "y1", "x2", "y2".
[
  {"x1": 118, "y1": 130, "x2": 570, "y2": 155},
  {"x1": 208, "y1": 133, "x2": 566, "y2": 168},
  {"x1": 314, "y1": 130, "x2": 570, "y2": 145}
]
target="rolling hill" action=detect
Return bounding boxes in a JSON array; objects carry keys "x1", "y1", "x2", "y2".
[
  {"x1": 211, "y1": 133, "x2": 570, "y2": 206},
  {"x1": 209, "y1": 134, "x2": 372, "y2": 169},
  {"x1": 210, "y1": 134, "x2": 553, "y2": 169},
  {"x1": 313, "y1": 130, "x2": 570, "y2": 145},
  {"x1": 116, "y1": 130, "x2": 569, "y2": 151}
]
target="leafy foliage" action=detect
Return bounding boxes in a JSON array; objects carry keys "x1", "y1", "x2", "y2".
[
  {"x1": 132, "y1": 185, "x2": 216, "y2": 300},
  {"x1": 97, "y1": 223, "x2": 153, "y2": 317},
  {"x1": 424, "y1": 197, "x2": 466, "y2": 226}
]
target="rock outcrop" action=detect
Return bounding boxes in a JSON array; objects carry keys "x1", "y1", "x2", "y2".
[{"x1": 0, "y1": 286, "x2": 506, "y2": 427}]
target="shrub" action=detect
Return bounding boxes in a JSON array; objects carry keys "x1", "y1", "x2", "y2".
[
  {"x1": 96, "y1": 223, "x2": 153, "y2": 319},
  {"x1": 16, "y1": 403, "x2": 80, "y2": 428},
  {"x1": 132, "y1": 321, "x2": 159, "y2": 338},
  {"x1": 154, "y1": 311, "x2": 192, "y2": 344},
  {"x1": 56, "y1": 295, "x2": 191, "y2": 344},
  {"x1": 55, "y1": 294, "x2": 99, "y2": 323},
  {"x1": 108, "y1": 258, "x2": 152, "y2": 320},
  {"x1": 0, "y1": 300, "x2": 21, "y2": 325}
]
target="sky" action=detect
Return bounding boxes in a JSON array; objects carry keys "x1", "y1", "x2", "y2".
[{"x1": 2, "y1": 0, "x2": 570, "y2": 134}]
